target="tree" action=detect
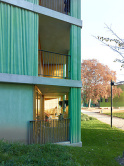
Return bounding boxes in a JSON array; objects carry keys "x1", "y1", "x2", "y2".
[
  {"x1": 81, "y1": 59, "x2": 122, "y2": 107},
  {"x1": 95, "y1": 24, "x2": 124, "y2": 68}
]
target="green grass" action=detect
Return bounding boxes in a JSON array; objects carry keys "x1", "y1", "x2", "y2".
[
  {"x1": 0, "y1": 118, "x2": 124, "y2": 166},
  {"x1": 71, "y1": 120, "x2": 124, "y2": 166},
  {"x1": 104, "y1": 112, "x2": 124, "y2": 119},
  {"x1": 0, "y1": 142, "x2": 79, "y2": 166}
]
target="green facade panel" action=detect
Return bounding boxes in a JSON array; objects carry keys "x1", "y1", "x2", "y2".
[
  {"x1": 70, "y1": 0, "x2": 81, "y2": 19},
  {"x1": 0, "y1": 0, "x2": 82, "y2": 145},
  {"x1": 69, "y1": 0, "x2": 81, "y2": 143},
  {"x1": 69, "y1": 88, "x2": 81, "y2": 143},
  {"x1": 0, "y1": 83, "x2": 34, "y2": 143},
  {"x1": 0, "y1": 2, "x2": 38, "y2": 76}
]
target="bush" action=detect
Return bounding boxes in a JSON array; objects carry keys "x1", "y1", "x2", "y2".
[
  {"x1": 0, "y1": 141, "x2": 79, "y2": 166},
  {"x1": 81, "y1": 113, "x2": 96, "y2": 121}
]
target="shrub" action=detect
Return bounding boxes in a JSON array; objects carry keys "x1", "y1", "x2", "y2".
[{"x1": 81, "y1": 113, "x2": 96, "y2": 121}]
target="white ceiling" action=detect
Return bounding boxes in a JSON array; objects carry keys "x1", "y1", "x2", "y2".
[{"x1": 39, "y1": 14, "x2": 70, "y2": 54}]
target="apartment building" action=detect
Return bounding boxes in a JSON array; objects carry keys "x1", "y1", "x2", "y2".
[{"x1": 0, "y1": 0, "x2": 82, "y2": 146}]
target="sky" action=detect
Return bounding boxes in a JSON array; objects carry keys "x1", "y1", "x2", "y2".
[{"x1": 81, "y1": 0, "x2": 124, "y2": 82}]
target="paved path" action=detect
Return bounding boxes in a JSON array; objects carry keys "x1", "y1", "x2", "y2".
[{"x1": 81, "y1": 109, "x2": 124, "y2": 130}]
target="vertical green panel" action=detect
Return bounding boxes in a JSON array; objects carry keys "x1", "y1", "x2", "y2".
[
  {"x1": 77, "y1": 88, "x2": 81, "y2": 142},
  {"x1": 77, "y1": 0, "x2": 81, "y2": 19},
  {"x1": 70, "y1": 0, "x2": 81, "y2": 19},
  {"x1": 69, "y1": 87, "x2": 81, "y2": 143},
  {"x1": 70, "y1": 25, "x2": 81, "y2": 143},
  {"x1": 0, "y1": 83, "x2": 34, "y2": 143},
  {"x1": 70, "y1": 25, "x2": 78, "y2": 80},
  {"x1": 69, "y1": 0, "x2": 81, "y2": 143},
  {"x1": 0, "y1": 2, "x2": 38, "y2": 76},
  {"x1": 77, "y1": 28, "x2": 81, "y2": 81}
]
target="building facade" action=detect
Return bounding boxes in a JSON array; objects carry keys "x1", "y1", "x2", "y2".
[
  {"x1": 99, "y1": 84, "x2": 124, "y2": 108},
  {"x1": 0, "y1": 0, "x2": 82, "y2": 146}
]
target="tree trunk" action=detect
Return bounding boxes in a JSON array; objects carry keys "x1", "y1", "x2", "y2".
[{"x1": 88, "y1": 99, "x2": 91, "y2": 108}]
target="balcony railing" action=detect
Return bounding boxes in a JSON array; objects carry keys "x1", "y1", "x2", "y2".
[
  {"x1": 29, "y1": 119, "x2": 70, "y2": 144},
  {"x1": 39, "y1": 0, "x2": 70, "y2": 14},
  {"x1": 38, "y1": 50, "x2": 71, "y2": 79}
]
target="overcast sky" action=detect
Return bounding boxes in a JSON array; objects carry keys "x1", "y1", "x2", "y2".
[{"x1": 81, "y1": 0, "x2": 124, "y2": 82}]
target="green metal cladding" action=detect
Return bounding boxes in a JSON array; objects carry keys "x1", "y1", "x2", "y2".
[
  {"x1": 0, "y1": 2, "x2": 38, "y2": 76},
  {"x1": 70, "y1": 0, "x2": 81, "y2": 19},
  {"x1": 0, "y1": 83, "x2": 34, "y2": 143},
  {"x1": 0, "y1": 0, "x2": 81, "y2": 144},
  {"x1": 69, "y1": 0, "x2": 81, "y2": 143}
]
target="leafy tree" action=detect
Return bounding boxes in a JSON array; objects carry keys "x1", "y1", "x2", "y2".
[
  {"x1": 95, "y1": 24, "x2": 124, "y2": 68},
  {"x1": 81, "y1": 59, "x2": 122, "y2": 107}
]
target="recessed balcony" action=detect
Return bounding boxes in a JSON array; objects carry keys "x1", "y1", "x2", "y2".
[
  {"x1": 38, "y1": 50, "x2": 71, "y2": 79},
  {"x1": 39, "y1": 0, "x2": 70, "y2": 15},
  {"x1": 29, "y1": 118, "x2": 70, "y2": 144}
]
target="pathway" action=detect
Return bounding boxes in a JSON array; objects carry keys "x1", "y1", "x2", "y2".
[{"x1": 81, "y1": 109, "x2": 124, "y2": 130}]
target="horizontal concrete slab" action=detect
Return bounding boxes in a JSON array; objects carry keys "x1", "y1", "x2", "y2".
[
  {"x1": 0, "y1": 0, "x2": 82, "y2": 28},
  {"x1": 37, "y1": 85, "x2": 70, "y2": 96},
  {"x1": 55, "y1": 141, "x2": 82, "y2": 147},
  {"x1": 0, "y1": 73, "x2": 82, "y2": 88}
]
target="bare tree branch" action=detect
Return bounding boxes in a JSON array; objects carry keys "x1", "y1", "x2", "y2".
[
  {"x1": 94, "y1": 24, "x2": 124, "y2": 68},
  {"x1": 93, "y1": 35, "x2": 124, "y2": 58},
  {"x1": 104, "y1": 24, "x2": 124, "y2": 43}
]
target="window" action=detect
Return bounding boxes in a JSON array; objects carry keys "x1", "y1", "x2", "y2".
[{"x1": 105, "y1": 99, "x2": 108, "y2": 102}]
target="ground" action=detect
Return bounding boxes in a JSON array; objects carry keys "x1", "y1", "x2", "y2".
[{"x1": 81, "y1": 108, "x2": 124, "y2": 130}]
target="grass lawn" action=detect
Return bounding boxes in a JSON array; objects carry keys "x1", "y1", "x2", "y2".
[
  {"x1": 71, "y1": 119, "x2": 124, "y2": 166},
  {"x1": 104, "y1": 112, "x2": 124, "y2": 119},
  {"x1": 0, "y1": 116, "x2": 124, "y2": 166}
]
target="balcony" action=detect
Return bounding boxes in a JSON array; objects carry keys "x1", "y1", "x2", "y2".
[
  {"x1": 39, "y1": 0, "x2": 70, "y2": 14},
  {"x1": 29, "y1": 119, "x2": 70, "y2": 144},
  {"x1": 38, "y1": 50, "x2": 71, "y2": 79}
]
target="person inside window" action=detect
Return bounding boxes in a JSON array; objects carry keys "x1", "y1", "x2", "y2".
[
  {"x1": 59, "y1": 113, "x2": 63, "y2": 120},
  {"x1": 64, "y1": 0, "x2": 70, "y2": 14}
]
